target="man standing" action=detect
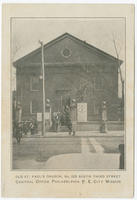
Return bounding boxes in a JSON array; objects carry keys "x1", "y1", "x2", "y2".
[
  {"x1": 64, "y1": 105, "x2": 72, "y2": 135},
  {"x1": 64, "y1": 99, "x2": 77, "y2": 136},
  {"x1": 52, "y1": 112, "x2": 60, "y2": 132},
  {"x1": 15, "y1": 122, "x2": 22, "y2": 144},
  {"x1": 15, "y1": 102, "x2": 23, "y2": 143}
]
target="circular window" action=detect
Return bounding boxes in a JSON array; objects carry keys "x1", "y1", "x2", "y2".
[{"x1": 62, "y1": 48, "x2": 71, "y2": 58}]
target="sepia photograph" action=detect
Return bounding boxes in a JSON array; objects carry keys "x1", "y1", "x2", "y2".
[
  {"x1": 2, "y1": 4, "x2": 135, "y2": 198},
  {"x1": 11, "y1": 18, "x2": 125, "y2": 170}
]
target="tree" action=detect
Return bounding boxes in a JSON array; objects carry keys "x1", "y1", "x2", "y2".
[
  {"x1": 112, "y1": 34, "x2": 124, "y2": 120},
  {"x1": 12, "y1": 34, "x2": 21, "y2": 91}
]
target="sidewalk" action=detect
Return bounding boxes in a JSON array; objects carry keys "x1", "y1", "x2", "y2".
[
  {"x1": 44, "y1": 153, "x2": 120, "y2": 169},
  {"x1": 14, "y1": 153, "x2": 120, "y2": 170},
  {"x1": 24, "y1": 130, "x2": 124, "y2": 138}
]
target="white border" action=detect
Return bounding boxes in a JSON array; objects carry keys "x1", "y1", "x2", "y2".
[{"x1": 0, "y1": 1, "x2": 136, "y2": 200}]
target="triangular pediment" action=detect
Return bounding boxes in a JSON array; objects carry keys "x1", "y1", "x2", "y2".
[{"x1": 14, "y1": 33, "x2": 123, "y2": 67}]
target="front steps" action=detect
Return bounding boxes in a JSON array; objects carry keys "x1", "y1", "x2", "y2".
[{"x1": 59, "y1": 121, "x2": 124, "y2": 132}]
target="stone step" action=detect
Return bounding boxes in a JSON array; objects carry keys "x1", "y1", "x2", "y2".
[{"x1": 58, "y1": 121, "x2": 124, "y2": 132}]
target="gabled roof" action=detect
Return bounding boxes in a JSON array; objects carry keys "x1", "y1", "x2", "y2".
[{"x1": 13, "y1": 32, "x2": 123, "y2": 67}]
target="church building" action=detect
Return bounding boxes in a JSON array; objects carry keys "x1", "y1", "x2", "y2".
[{"x1": 13, "y1": 33, "x2": 123, "y2": 130}]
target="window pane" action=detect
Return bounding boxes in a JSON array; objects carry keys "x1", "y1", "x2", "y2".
[
  {"x1": 31, "y1": 100, "x2": 38, "y2": 113},
  {"x1": 95, "y1": 77, "x2": 103, "y2": 89},
  {"x1": 31, "y1": 76, "x2": 40, "y2": 90}
]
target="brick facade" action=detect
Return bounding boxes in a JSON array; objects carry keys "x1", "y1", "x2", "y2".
[{"x1": 14, "y1": 33, "x2": 122, "y2": 122}]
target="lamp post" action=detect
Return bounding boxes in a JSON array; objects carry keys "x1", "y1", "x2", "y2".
[
  {"x1": 70, "y1": 99, "x2": 77, "y2": 136},
  {"x1": 39, "y1": 40, "x2": 46, "y2": 136},
  {"x1": 46, "y1": 98, "x2": 51, "y2": 129}
]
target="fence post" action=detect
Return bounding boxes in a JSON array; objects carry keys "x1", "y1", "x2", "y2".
[{"x1": 119, "y1": 144, "x2": 124, "y2": 169}]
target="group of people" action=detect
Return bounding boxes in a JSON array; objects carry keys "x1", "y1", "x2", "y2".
[
  {"x1": 13, "y1": 119, "x2": 38, "y2": 143},
  {"x1": 14, "y1": 105, "x2": 77, "y2": 144},
  {"x1": 52, "y1": 100, "x2": 77, "y2": 136},
  {"x1": 13, "y1": 101, "x2": 108, "y2": 144}
]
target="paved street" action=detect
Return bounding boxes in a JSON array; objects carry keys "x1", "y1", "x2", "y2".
[{"x1": 13, "y1": 134, "x2": 124, "y2": 170}]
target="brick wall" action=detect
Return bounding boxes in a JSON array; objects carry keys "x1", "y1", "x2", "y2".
[
  {"x1": 17, "y1": 63, "x2": 119, "y2": 121},
  {"x1": 15, "y1": 35, "x2": 120, "y2": 121}
]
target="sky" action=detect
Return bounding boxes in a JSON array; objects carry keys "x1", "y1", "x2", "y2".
[{"x1": 11, "y1": 18, "x2": 125, "y2": 96}]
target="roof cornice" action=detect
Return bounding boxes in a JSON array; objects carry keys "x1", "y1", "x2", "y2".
[{"x1": 13, "y1": 32, "x2": 123, "y2": 67}]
